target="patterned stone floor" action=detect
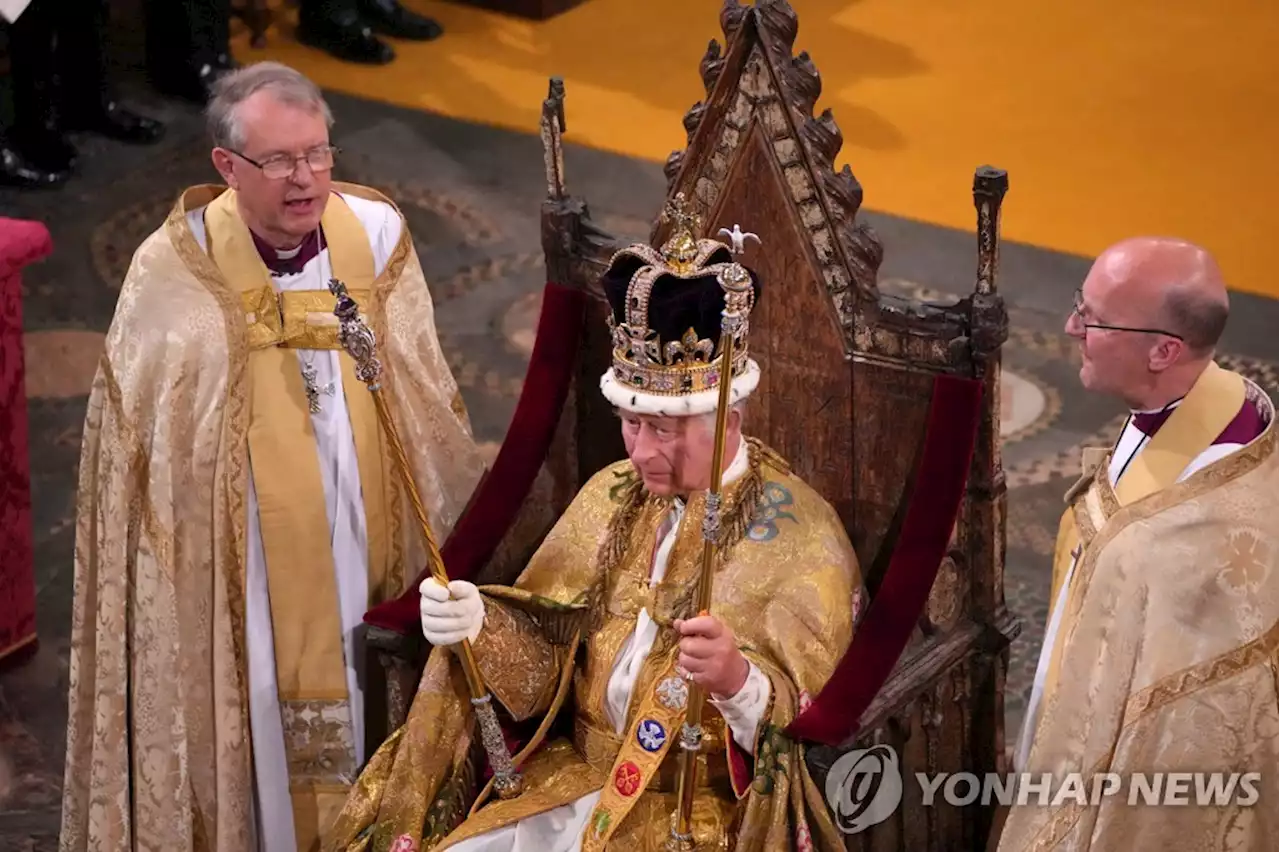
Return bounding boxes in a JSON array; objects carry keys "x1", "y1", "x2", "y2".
[{"x1": 1, "y1": 84, "x2": 1276, "y2": 848}]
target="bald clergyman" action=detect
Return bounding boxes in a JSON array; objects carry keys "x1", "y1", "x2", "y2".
[{"x1": 993, "y1": 237, "x2": 1278, "y2": 851}]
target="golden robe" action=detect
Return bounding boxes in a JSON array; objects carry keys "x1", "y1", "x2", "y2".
[
  {"x1": 60, "y1": 183, "x2": 486, "y2": 852},
  {"x1": 998, "y1": 368, "x2": 1278, "y2": 852},
  {"x1": 328, "y1": 438, "x2": 864, "y2": 851}
]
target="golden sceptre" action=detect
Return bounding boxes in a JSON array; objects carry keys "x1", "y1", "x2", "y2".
[
  {"x1": 667, "y1": 224, "x2": 760, "y2": 851},
  {"x1": 328, "y1": 278, "x2": 524, "y2": 800}
]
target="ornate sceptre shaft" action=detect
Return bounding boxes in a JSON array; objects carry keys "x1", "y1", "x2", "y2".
[
  {"x1": 328, "y1": 278, "x2": 524, "y2": 801},
  {"x1": 667, "y1": 225, "x2": 759, "y2": 852}
]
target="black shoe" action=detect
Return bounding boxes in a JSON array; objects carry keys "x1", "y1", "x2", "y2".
[
  {"x1": 13, "y1": 123, "x2": 78, "y2": 173},
  {"x1": 358, "y1": 0, "x2": 443, "y2": 40},
  {"x1": 64, "y1": 100, "x2": 166, "y2": 145},
  {"x1": 0, "y1": 142, "x2": 70, "y2": 188},
  {"x1": 297, "y1": 8, "x2": 396, "y2": 65}
]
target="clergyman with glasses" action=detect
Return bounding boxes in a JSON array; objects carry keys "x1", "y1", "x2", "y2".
[
  {"x1": 991, "y1": 237, "x2": 1277, "y2": 851},
  {"x1": 59, "y1": 61, "x2": 487, "y2": 852}
]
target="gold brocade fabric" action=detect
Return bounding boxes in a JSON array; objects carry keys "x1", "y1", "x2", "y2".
[
  {"x1": 326, "y1": 440, "x2": 864, "y2": 852},
  {"x1": 998, "y1": 382, "x2": 1280, "y2": 852},
  {"x1": 59, "y1": 183, "x2": 486, "y2": 852}
]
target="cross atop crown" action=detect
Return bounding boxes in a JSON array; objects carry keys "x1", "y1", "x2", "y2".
[{"x1": 659, "y1": 192, "x2": 702, "y2": 271}]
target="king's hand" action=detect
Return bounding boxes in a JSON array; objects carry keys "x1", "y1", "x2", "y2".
[
  {"x1": 674, "y1": 615, "x2": 750, "y2": 699},
  {"x1": 419, "y1": 578, "x2": 485, "y2": 647}
]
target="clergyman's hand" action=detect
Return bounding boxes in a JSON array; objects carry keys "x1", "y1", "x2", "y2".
[
  {"x1": 674, "y1": 615, "x2": 750, "y2": 699},
  {"x1": 419, "y1": 578, "x2": 484, "y2": 647}
]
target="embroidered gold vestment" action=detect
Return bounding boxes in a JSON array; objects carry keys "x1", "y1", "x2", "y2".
[
  {"x1": 998, "y1": 370, "x2": 1279, "y2": 852},
  {"x1": 328, "y1": 439, "x2": 864, "y2": 851},
  {"x1": 60, "y1": 183, "x2": 486, "y2": 852}
]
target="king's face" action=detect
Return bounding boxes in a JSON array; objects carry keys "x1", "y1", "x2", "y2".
[{"x1": 618, "y1": 410, "x2": 739, "y2": 498}]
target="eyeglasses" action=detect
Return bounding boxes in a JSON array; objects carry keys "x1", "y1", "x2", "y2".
[
  {"x1": 229, "y1": 144, "x2": 340, "y2": 180},
  {"x1": 1070, "y1": 289, "x2": 1184, "y2": 340}
]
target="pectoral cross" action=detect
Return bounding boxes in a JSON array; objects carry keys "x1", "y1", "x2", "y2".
[{"x1": 301, "y1": 361, "x2": 335, "y2": 414}]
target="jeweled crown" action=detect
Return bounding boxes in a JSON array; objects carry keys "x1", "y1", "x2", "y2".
[{"x1": 600, "y1": 193, "x2": 760, "y2": 399}]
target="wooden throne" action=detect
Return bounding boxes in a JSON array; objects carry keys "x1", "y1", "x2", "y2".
[{"x1": 367, "y1": 1, "x2": 1019, "y2": 848}]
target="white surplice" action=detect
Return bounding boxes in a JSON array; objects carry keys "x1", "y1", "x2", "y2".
[
  {"x1": 450, "y1": 436, "x2": 771, "y2": 852},
  {"x1": 1013, "y1": 405, "x2": 1247, "y2": 771},
  {"x1": 189, "y1": 192, "x2": 403, "y2": 851}
]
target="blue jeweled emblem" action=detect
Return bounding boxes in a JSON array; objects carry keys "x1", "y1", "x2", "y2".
[{"x1": 637, "y1": 718, "x2": 667, "y2": 752}]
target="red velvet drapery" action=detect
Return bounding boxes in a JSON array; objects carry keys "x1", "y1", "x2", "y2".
[
  {"x1": 0, "y1": 217, "x2": 53, "y2": 671},
  {"x1": 363, "y1": 281, "x2": 586, "y2": 632},
  {"x1": 786, "y1": 374, "x2": 983, "y2": 745}
]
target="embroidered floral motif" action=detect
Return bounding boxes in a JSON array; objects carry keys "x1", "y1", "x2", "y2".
[
  {"x1": 389, "y1": 834, "x2": 419, "y2": 852},
  {"x1": 609, "y1": 468, "x2": 640, "y2": 503},
  {"x1": 747, "y1": 482, "x2": 798, "y2": 542},
  {"x1": 751, "y1": 723, "x2": 793, "y2": 794},
  {"x1": 798, "y1": 689, "x2": 814, "y2": 715},
  {"x1": 1219, "y1": 529, "x2": 1270, "y2": 589},
  {"x1": 591, "y1": 808, "x2": 611, "y2": 837}
]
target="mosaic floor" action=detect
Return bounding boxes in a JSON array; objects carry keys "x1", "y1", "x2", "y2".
[{"x1": 1, "y1": 85, "x2": 1276, "y2": 848}]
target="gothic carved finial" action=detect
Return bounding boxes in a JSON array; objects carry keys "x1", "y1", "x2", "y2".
[
  {"x1": 802, "y1": 108, "x2": 842, "y2": 171},
  {"x1": 784, "y1": 51, "x2": 821, "y2": 117},
  {"x1": 755, "y1": 0, "x2": 799, "y2": 56},
  {"x1": 682, "y1": 101, "x2": 707, "y2": 144},
  {"x1": 663, "y1": 151, "x2": 684, "y2": 184},
  {"x1": 720, "y1": 0, "x2": 749, "y2": 41},
  {"x1": 700, "y1": 39, "x2": 725, "y2": 95}
]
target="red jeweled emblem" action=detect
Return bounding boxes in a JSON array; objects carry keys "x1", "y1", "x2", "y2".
[{"x1": 614, "y1": 760, "x2": 643, "y2": 797}]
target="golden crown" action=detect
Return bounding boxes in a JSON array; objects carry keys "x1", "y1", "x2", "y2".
[{"x1": 604, "y1": 193, "x2": 758, "y2": 399}]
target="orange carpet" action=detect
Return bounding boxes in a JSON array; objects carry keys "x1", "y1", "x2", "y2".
[{"x1": 232, "y1": 0, "x2": 1279, "y2": 298}]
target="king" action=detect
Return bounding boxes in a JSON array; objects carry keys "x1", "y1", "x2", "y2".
[{"x1": 326, "y1": 199, "x2": 868, "y2": 851}]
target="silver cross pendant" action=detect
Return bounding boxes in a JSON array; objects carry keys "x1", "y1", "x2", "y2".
[{"x1": 301, "y1": 362, "x2": 335, "y2": 414}]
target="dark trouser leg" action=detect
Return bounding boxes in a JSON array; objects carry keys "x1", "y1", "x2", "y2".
[
  {"x1": 144, "y1": 0, "x2": 233, "y2": 103},
  {"x1": 5, "y1": 0, "x2": 78, "y2": 172},
  {"x1": 357, "y1": 0, "x2": 444, "y2": 41},
  {"x1": 296, "y1": 0, "x2": 396, "y2": 66},
  {"x1": 54, "y1": 0, "x2": 166, "y2": 143}
]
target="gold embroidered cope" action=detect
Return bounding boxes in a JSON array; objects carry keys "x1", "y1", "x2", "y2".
[
  {"x1": 326, "y1": 440, "x2": 865, "y2": 851},
  {"x1": 998, "y1": 366, "x2": 1279, "y2": 852},
  {"x1": 59, "y1": 183, "x2": 486, "y2": 852}
]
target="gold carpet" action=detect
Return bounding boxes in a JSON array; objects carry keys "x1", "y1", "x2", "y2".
[{"x1": 232, "y1": 0, "x2": 1278, "y2": 298}]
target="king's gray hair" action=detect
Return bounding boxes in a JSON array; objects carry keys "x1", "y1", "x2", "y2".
[{"x1": 206, "y1": 61, "x2": 334, "y2": 151}]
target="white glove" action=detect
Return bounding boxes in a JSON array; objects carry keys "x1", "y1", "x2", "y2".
[{"x1": 419, "y1": 578, "x2": 484, "y2": 647}]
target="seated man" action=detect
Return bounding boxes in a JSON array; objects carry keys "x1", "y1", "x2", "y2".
[
  {"x1": 328, "y1": 213, "x2": 867, "y2": 851},
  {"x1": 996, "y1": 237, "x2": 1277, "y2": 850},
  {"x1": 60, "y1": 62, "x2": 486, "y2": 852}
]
